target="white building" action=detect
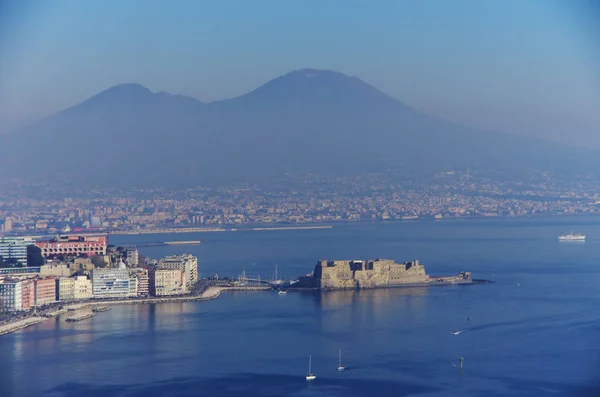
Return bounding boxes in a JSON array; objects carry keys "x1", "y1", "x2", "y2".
[
  {"x1": 158, "y1": 254, "x2": 198, "y2": 289},
  {"x1": 128, "y1": 274, "x2": 138, "y2": 297},
  {"x1": 149, "y1": 269, "x2": 186, "y2": 296},
  {"x1": 0, "y1": 237, "x2": 34, "y2": 267},
  {"x1": 73, "y1": 276, "x2": 92, "y2": 300},
  {"x1": 0, "y1": 280, "x2": 23, "y2": 311},
  {"x1": 126, "y1": 248, "x2": 139, "y2": 266},
  {"x1": 57, "y1": 277, "x2": 75, "y2": 300},
  {"x1": 92, "y1": 262, "x2": 130, "y2": 299}
]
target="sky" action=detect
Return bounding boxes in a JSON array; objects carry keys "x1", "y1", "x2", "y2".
[{"x1": 0, "y1": 0, "x2": 599, "y2": 147}]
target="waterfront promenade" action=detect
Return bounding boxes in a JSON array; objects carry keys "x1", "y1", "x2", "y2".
[{"x1": 0, "y1": 285, "x2": 270, "y2": 336}]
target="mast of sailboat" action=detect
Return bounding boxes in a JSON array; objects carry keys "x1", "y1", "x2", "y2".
[
  {"x1": 309, "y1": 354, "x2": 312, "y2": 374},
  {"x1": 339, "y1": 349, "x2": 342, "y2": 366},
  {"x1": 275, "y1": 264, "x2": 278, "y2": 281}
]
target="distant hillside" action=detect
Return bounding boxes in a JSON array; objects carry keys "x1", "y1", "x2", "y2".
[{"x1": 0, "y1": 69, "x2": 597, "y2": 187}]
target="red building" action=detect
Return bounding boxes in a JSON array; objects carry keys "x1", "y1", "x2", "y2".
[
  {"x1": 34, "y1": 277, "x2": 56, "y2": 305},
  {"x1": 36, "y1": 235, "x2": 107, "y2": 258},
  {"x1": 21, "y1": 279, "x2": 35, "y2": 310}
]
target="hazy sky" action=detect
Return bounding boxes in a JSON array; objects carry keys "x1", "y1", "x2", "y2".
[{"x1": 0, "y1": 0, "x2": 598, "y2": 146}]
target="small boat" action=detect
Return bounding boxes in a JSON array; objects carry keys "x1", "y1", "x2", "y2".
[
  {"x1": 278, "y1": 290, "x2": 287, "y2": 295},
  {"x1": 306, "y1": 355, "x2": 316, "y2": 381},
  {"x1": 337, "y1": 349, "x2": 345, "y2": 372},
  {"x1": 451, "y1": 330, "x2": 463, "y2": 336}
]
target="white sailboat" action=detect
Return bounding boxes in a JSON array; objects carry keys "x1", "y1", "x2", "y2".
[
  {"x1": 337, "y1": 349, "x2": 345, "y2": 372},
  {"x1": 306, "y1": 355, "x2": 316, "y2": 381}
]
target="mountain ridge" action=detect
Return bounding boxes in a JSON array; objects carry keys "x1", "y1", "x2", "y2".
[{"x1": 1, "y1": 69, "x2": 597, "y2": 187}]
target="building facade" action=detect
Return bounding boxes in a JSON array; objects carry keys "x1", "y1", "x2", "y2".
[
  {"x1": 158, "y1": 254, "x2": 198, "y2": 289},
  {"x1": 0, "y1": 280, "x2": 22, "y2": 311},
  {"x1": 40, "y1": 263, "x2": 71, "y2": 278},
  {"x1": 36, "y1": 235, "x2": 107, "y2": 258},
  {"x1": 34, "y1": 277, "x2": 56, "y2": 305},
  {"x1": 73, "y1": 276, "x2": 92, "y2": 300},
  {"x1": 91, "y1": 268, "x2": 130, "y2": 298},
  {"x1": 128, "y1": 274, "x2": 138, "y2": 297},
  {"x1": 131, "y1": 268, "x2": 149, "y2": 296},
  {"x1": 126, "y1": 248, "x2": 139, "y2": 266},
  {"x1": 0, "y1": 237, "x2": 34, "y2": 266},
  {"x1": 149, "y1": 269, "x2": 186, "y2": 296},
  {"x1": 58, "y1": 277, "x2": 75, "y2": 300},
  {"x1": 20, "y1": 279, "x2": 35, "y2": 310}
]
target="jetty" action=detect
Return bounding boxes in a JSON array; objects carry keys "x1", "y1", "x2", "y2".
[
  {"x1": 0, "y1": 317, "x2": 46, "y2": 336},
  {"x1": 65, "y1": 312, "x2": 96, "y2": 322},
  {"x1": 92, "y1": 306, "x2": 111, "y2": 313}
]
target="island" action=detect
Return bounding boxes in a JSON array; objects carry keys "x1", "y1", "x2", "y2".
[{"x1": 293, "y1": 259, "x2": 481, "y2": 290}]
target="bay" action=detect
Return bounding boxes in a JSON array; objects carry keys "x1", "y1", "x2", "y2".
[{"x1": 1, "y1": 217, "x2": 600, "y2": 396}]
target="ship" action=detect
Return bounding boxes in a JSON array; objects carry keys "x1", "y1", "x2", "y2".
[
  {"x1": 558, "y1": 232, "x2": 585, "y2": 241},
  {"x1": 293, "y1": 259, "x2": 477, "y2": 290}
]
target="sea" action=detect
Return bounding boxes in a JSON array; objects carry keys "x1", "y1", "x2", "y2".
[{"x1": 1, "y1": 217, "x2": 600, "y2": 397}]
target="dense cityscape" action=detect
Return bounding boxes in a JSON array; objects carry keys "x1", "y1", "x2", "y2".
[{"x1": 1, "y1": 171, "x2": 600, "y2": 234}]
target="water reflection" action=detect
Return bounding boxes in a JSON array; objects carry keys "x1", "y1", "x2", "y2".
[{"x1": 316, "y1": 287, "x2": 429, "y2": 335}]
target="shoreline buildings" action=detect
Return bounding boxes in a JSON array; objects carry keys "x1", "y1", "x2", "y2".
[
  {"x1": 91, "y1": 261, "x2": 130, "y2": 299},
  {"x1": 0, "y1": 253, "x2": 199, "y2": 312},
  {"x1": 36, "y1": 235, "x2": 107, "y2": 259},
  {"x1": 0, "y1": 236, "x2": 34, "y2": 266},
  {"x1": 158, "y1": 254, "x2": 198, "y2": 289}
]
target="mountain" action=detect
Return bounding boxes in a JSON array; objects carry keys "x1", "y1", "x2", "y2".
[{"x1": 0, "y1": 69, "x2": 597, "y2": 187}]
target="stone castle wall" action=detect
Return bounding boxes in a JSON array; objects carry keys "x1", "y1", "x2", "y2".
[{"x1": 315, "y1": 259, "x2": 431, "y2": 290}]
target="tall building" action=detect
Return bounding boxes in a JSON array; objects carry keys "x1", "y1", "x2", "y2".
[
  {"x1": 126, "y1": 248, "x2": 139, "y2": 266},
  {"x1": 58, "y1": 277, "x2": 75, "y2": 300},
  {"x1": 21, "y1": 279, "x2": 35, "y2": 310},
  {"x1": 92, "y1": 264, "x2": 130, "y2": 299},
  {"x1": 34, "y1": 277, "x2": 56, "y2": 305},
  {"x1": 36, "y1": 235, "x2": 107, "y2": 258},
  {"x1": 73, "y1": 276, "x2": 92, "y2": 300},
  {"x1": 2, "y1": 217, "x2": 13, "y2": 232},
  {"x1": 158, "y1": 254, "x2": 198, "y2": 289},
  {"x1": 0, "y1": 280, "x2": 23, "y2": 311},
  {"x1": 128, "y1": 273, "x2": 138, "y2": 297},
  {"x1": 130, "y1": 268, "x2": 149, "y2": 296},
  {"x1": 149, "y1": 269, "x2": 186, "y2": 296},
  {"x1": 0, "y1": 237, "x2": 34, "y2": 267},
  {"x1": 90, "y1": 212, "x2": 102, "y2": 228}
]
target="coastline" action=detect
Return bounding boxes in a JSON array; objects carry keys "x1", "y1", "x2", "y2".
[
  {"x1": 0, "y1": 286, "x2": 229, "y2": 336},
  {"x1": 110, "y1": 225, "x2": 333, "y2": 235}
]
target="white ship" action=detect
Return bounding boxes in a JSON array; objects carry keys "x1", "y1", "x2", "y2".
[{"x1": 558, "y1": 232, "x2": 585, "y2": 241}]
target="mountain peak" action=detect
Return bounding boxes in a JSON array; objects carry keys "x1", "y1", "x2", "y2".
[
  {"x1": 288, "y1": 68, "x2": 350, "y2": 79},
  {"x1": 233, "y1": 68, "x2": 399, "y2": 108}
]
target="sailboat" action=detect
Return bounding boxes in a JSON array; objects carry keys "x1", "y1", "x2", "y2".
[
  {"x1": 337, "y1": 349, "x2": 345, "y2": 372},
  {"x1": 306, "y1": 355, "x2": 316, "y2": 381}
]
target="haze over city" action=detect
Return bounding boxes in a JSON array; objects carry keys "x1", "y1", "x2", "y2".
[{"x1": 3, "y1": 3, "x2": 600, "y2": 397}]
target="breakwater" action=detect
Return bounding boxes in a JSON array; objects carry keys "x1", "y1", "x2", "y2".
[{"x1": 0, "y1": 317, "x2": 46, "y2": 336}]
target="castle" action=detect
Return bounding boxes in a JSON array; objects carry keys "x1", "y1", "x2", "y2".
[{"x1": 298, "y1": 259, "x2": 471, "y2": 290}]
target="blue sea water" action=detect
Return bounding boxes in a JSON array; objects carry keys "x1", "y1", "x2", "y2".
[{"x1": 2, "y1": 218, "x2": 600, "y2": 397}]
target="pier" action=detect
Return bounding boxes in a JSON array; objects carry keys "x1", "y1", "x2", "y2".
[{"x1": 65, "y1": 312, "x2": 96, "y2": 322}]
